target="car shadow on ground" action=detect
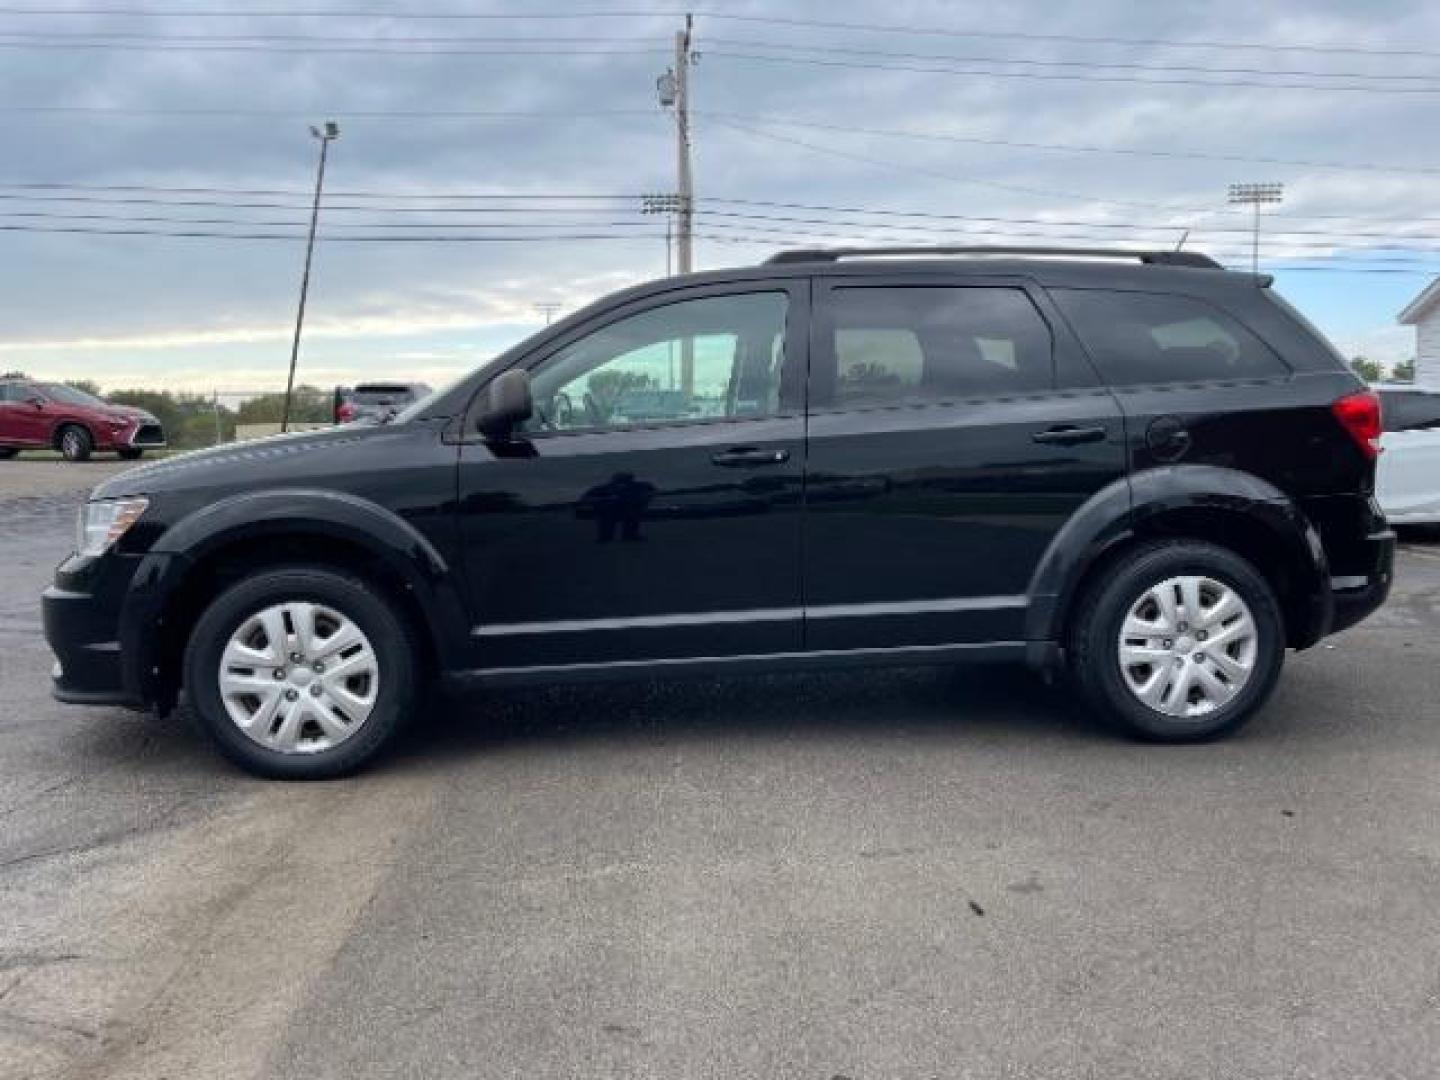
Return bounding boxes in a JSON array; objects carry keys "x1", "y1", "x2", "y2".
[
  {"x1": 44, "y1": 637, "x2": 1430, "y2": 785},
  {"x1": 386, "y1": 664, "x2": 1118, "y2": 770}
]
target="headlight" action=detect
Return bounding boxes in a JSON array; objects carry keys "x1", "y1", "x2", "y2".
[{"x1": 76, "y1": 497, "x2": 148, "y2": 557}]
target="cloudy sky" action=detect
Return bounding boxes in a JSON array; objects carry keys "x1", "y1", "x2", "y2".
[{"x1": 2, "y1": 0, "x2": 1438, "y2": 394}]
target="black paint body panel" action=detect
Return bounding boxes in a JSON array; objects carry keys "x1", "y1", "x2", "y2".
[{"x1": 41, "y1": 256, "x2": 1393, "y2": 707}]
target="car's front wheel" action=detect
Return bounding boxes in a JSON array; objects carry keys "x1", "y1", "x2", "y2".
[
  {"x1": 58, "y1": 425, "x2": 93, "y2": 462},
  {"x1": 184, "y1": 566, "x2": 419, "y2": 779},
  {"x1": 1070, "y1": 540, "x2": 1285, "y2": 742}
]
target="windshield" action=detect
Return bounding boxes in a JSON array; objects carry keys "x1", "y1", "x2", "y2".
[{"x1": 41, "y1": 383, "x2": 107, "y2": 407}]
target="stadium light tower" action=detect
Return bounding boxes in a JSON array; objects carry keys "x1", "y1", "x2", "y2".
[{"x1": 1227, "y1": 182, "x2": 1284, "y2": 275}]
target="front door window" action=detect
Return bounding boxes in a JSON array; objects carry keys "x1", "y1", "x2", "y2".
[{"x1": 524, "y1": 292, "x2": 789, "y2": 432}]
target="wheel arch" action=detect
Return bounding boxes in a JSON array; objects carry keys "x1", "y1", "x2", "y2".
[
  {"x1": 50, "y1": 418, "x2": 93, "y2": 451},
  {"x1": 120, "y1": 489, "x2": 469, "y2": 710},
  {"x1": 1027, "y1": 465, "x2": 1332, "y2": 659}
]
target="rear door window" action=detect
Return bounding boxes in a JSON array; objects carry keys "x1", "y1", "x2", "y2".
[
  {"x1": 1052, "y1": 289, "x2": 1288, "y2": 386},
  {"x1": 820, "y1": 286, "x2": 1054, "y2": 409}
]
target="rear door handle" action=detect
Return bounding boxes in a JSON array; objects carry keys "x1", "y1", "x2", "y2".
[
  {"x1": 1032, "y1": 425, "x2": 1107, "y2": 446},
  {"x1": 711, "y1": 447, "x2": 790, "y2": 467}
]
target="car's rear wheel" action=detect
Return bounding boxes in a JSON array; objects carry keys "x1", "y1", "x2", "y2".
[
  {"x1": 1070, "y1": 540, "x2": 1285, "y2": 742},
  {"x1": 183, "y1": 566, "x2": 419, "y2": 779},
  {"x1": 58, "y1": 425, "x2": 93, "y2": 462},
  {"x1": 117, "y1": 447, "x2": 144, "y2": 460}
]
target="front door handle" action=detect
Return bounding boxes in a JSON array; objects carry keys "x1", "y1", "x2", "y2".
[
  {"x1": 1032, "y1": 425, "x2": 1107, "y2": 446},
  {"x1": 711, "y1": 447, "x2": 790, "y2": 468}
]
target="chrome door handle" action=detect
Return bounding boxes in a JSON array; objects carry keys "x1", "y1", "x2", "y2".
[
  {"x1": 711, "y1": 447, "x2": 790, "y2": 467},
  {"x1": 1032, "y1": 425, "x2": 1106, "y2": 446}
]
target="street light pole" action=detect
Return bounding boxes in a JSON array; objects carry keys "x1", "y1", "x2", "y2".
[
  {"x1": 1226, "y1": 182, "x2": 1284, "y2": 275},
  {"x1": 281, "y1": 121, "x2": 339, "y2": 433}
]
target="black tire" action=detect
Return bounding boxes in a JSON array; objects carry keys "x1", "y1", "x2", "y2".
[
  {"x1": 0, "y1": 448, "x2": 17, "y2": 460},
  {"x1": 117, "y1": 447, "x2": 144, "y2": 460},
  {"x1": 1069, "y1": 540, "x2": 1285, "y2": 742},
  {"x1": 183, "y1": 566, "x2": 420, "y2": 779},
  {"x1": 57, "y1": 424, "x2": 93, "y2": 462}
]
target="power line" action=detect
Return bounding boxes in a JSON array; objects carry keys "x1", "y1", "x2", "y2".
[
  {"x1": 6, "y1": 209, "x2": 1440, "y2": 262},
  {"x1": 0, "y1": 7, "x2": 1435, "y2": 61},
  {"x1": 4, "y1": 29, "x2": 1433, "y2": 85},
  {"x1": 0, "y1": 183, "x2": 643, "y2": 198},
  {"x1": 709, "y1": 117, "x2": 1248, "y2": 218},
  {"x1": 0, "y1": 39, "x2": 667, "y2": 56},
  {"x1": 8, "y1": 185, "x2": 1440, "y2": 238},
  {"x1": 698, "y1": 38, "x2": 1440, "y2": 84},
  {"x1": 0, "y1": 105, "x2": 658, "y2": 119},
  {"x1": 0, "y1": 222, "x2": 671, "y2": 241},
  {"x1": 705, "y1": 50, "x2": 1440, "y2": 96},
  {"x1": 697, "y1": 112, "x2": 1440, "y2": 180}
]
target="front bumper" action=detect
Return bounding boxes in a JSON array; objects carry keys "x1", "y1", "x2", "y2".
[
  {"x1": 43, "y1": 582, "x2": 141, "y2": 707},
  {"x1": 42, "y1": 550, "x2": 168, "y2": 709},
  {"x1": 126, "y1": 422, "x2": 167, "y2": 448}
]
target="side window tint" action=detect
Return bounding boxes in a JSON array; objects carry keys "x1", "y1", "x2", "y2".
[
  {"x1": 1052, "y1": 289, "x2": 1287, "y2": 386},
  {"x1": 524, "y1": 292, "x2": 788, "y2": 432},
  {"x1": 827, "y1": 287, "x2": 1053, "y2": 408}
]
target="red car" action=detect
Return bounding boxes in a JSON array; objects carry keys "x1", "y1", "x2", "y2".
[{"x1": 0, "y1": 379, "x2": 167, "y2": 462}]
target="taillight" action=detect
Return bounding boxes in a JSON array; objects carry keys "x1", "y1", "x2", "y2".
[
  {"x1": 1331, "y1": 390, "x2": 1382, "y2": 460},
  {"x1": 336, "y1": 402, "x2": 355, "y2": 423}
]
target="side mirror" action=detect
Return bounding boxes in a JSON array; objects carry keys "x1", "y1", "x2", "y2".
[
  {"x1": 27, "y1": 395, "x2": 46, "y2": 409},
  {"x1": 477, "y1": 369, "x2": 533, "y2": 439}
]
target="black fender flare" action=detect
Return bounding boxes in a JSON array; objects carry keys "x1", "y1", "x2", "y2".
[
  {"x1": 1025, "y1": 465, "x2": 1331, "y2": 656},
  {"x1": 118, "y1": 489, "x2": 470, "y2": 702}
]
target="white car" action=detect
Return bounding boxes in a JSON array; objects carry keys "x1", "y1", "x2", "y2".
[{"x1": 1375, "y1": 386, "x2": 1440, "y2": 525}]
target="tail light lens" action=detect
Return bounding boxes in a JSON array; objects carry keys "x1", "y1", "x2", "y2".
[
  {"x1": 1331, "y1": 390, "x2": 1382, "y2": 460},
  {"x1": 336, "y1": 402, "x2": 355, "y2": 423}
]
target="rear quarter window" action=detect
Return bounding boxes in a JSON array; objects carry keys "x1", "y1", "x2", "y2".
[{"x1": 1052, "y1": 289, "x2": 1288, "y2": 386}]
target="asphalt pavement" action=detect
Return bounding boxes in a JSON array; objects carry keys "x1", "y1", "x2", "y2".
[{"x1": 1, "y1": 459, "x2": 1437, "y2": 1080}]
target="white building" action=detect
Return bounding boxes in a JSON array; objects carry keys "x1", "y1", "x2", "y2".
[{"x1": 1398, "y1": 277, "x2": 1440, "y2": 388}]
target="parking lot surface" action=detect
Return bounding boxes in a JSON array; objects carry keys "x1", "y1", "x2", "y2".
[{"x1": 1, "y1": 462, "x2": 1437, "y2": 1080}]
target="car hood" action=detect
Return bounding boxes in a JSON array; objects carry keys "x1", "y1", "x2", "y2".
[{"x1": 91, "y1": 422, "x2": 405, "y2": 500}]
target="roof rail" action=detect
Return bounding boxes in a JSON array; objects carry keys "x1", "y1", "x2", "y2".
[{"x1": 763, "y1": 245, "x2": 1223, "y2": 269}]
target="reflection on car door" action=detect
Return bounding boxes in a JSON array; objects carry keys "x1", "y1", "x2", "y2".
[
  {"x1": 801, "y1": 275, "x2": 1128, "y2": 650},
  {"x1": 456, "y1": 281, "x2": 809, "y2": 671}
]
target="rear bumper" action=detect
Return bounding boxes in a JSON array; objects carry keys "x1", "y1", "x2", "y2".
[{"x1": 1327, "y1": 526, "x2": 1395, "y2": 636}]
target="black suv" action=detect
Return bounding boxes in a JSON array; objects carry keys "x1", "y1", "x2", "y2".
[{"x1": 43, "y1": 247, "x2": 1394, "y2": 779}]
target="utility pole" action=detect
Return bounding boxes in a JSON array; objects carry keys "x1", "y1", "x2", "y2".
[
  {"x1": 674, "y1": 14, "x2": 694, "y2": 275},
  {"x1": 534, "y1": 302, "x2": 562, "y2": 325},
  {"x1": 656, "y1": 15, "x2": 695, "y2": 395},
  {"x1": 1227, "y1": 182, "x2": 1284, "y2": 275},
  {"x1": 281, "y1": 120, "x2": 339, "y2": 434}
]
